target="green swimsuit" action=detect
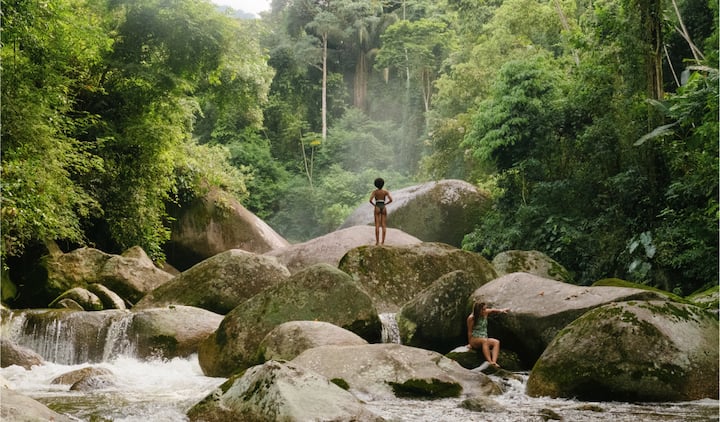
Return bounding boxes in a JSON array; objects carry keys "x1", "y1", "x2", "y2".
[{"x1": 472, "y1": 317, "x2": 488, "y2": 338}]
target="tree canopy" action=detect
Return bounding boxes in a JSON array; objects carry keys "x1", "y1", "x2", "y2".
[{"x1": 2, "y1": 0, "x2": 717, "y2": 295}]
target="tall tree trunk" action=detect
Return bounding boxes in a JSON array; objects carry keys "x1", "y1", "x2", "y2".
[{"x1": 322, "y1": 31, "x2": 328, "y2": 142}]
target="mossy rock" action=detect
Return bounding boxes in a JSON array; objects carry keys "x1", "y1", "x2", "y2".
[
  {"x1": 492, "y1": 250, "x2": 572, "y2": 283},
  {"x1": 527, "y1": 301, "x2": 719, "y2": 401},
  {"x1": 388, "y1": 378, "x2": 462, "y2": 398},
  {"x1": 592, "y1": 278, "x2": 688, "y2": 304}
]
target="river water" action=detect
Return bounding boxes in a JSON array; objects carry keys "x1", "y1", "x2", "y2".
[
  {"x1": 1, "y1": 310, "x2": 717, "y2": 421},
  {"x1": 1, "y1": 354, "x2": 717, "y2": 421}
]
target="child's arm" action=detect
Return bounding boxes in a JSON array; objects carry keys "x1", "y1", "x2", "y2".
[
  {"x1": 487, "y1": 307, "x2": 509, "y2": 315},
  {"x1": 385, "y1": 191, "x2": 393, "y2": 204},
  {"x1": 369, "y1": 190, "x2": 376, "y2": 205}
]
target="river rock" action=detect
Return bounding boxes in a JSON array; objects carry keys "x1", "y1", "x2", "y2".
[
  {"x1": 291, "y1": 343, "x2": 502, "y2": 400},
  {"x1": 88, "y1": 283, "x2": 127, "y2": 310},
  {"x1": 492, "y1": 250, "x2": 572, "y2": 282},
  {"x1": 0, "y1": 339, "x2": 43, "y2": 369},
  {"x1": 258, "y1": 321, "x2": 368, "y2": 362},
  {"x1": 49, "y1": 287, "x2": 103, "y2": 311},
  {"x1": 339, "y1": 243, "x2": 497, "y2": 312},
  {"x1": 0, "y1": 389, "x2": 74, "y2": 422},
  {"x1": 339, "y1": 179, "x2": 490, "y2": 247},
  {"x1": 397, "y1": 270, "x2": 486, "y2": 353},
  {"x1": 187, "y1": 360, "x2": 385, "y2": 422},
  {"x1": 445, "y1": 345, "x2": 523, "y2": 372},
  {"x1": 51, "y1": 366, "x2": 114, "y2": 385},
  {"x1": 264, "y1": 225, "x2": 422, "y2": 274},
  {"x1": 198, "y1": 264, "x2": 380, "y2": 377},
  {"x1": 165, "y1": 187, "x2": 290, "y2": 271},
  {"x1": 128, "y1": 306, "x2": 223, "y2": 359},
  {"x1": 134, "y1": 249, "x2": 290, "y2": 314},
  {"x1": 470, "y1": 272, "x2": 670, "y2": 367},
  {"x1": 97, "y1": 246, "x2": 174, "y2": 304},
  {"x1": 526, "y1": 301, "x2": 719, "y2": 401}
]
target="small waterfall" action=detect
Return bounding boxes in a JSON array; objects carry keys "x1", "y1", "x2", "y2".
[
  {"x1": 379, "y1": 312, "x2": 401, "y2": 344},
  {"x1": 2, "y1": 309, "x2": 135, "y2": 365}
]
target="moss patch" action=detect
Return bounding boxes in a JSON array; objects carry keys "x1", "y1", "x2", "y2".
[
  {"x1": 388, "y1": 378, "x2": 462, "y2": 398},
  {"x1": 592, "y1": 278, "x2": 688, "y2": 303},
  {"x1": 331, "y1": 378, "x2": 350, "y2": 390}
]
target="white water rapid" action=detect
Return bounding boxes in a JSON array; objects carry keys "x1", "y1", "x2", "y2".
[{"x1": 1, "y1": 311, "x2": 718, "y2": 421}]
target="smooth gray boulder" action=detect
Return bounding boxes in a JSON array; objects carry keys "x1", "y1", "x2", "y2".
[
  {"x1": 258, "y1": 321, "x2": 368, "y2": 362},
  {"x1": 127, "y1": 306, "x2": 223, "y2": 359},
  {"x1": 265, "y1": 225, "x2": 421, "y2": 274},
  {"x1": 339, "y1": 243, "x2": 497, "y2": 312},
  {"x1": 340, "y1": 179, "x2": 490, "y2": 247},
  {"x1": 165, "y1": 187, "x2": 290, "y2": 271},
  {"x1": 187, "y1": 360, "x2": 385, "y2": 422},
  {"x1": 198, "y1": 264, "x2": 380, "y2": 377},
  {"x1": 291, "y1": 343, "x2": 502, "y2": 400},
  {"x1": 527, "y1": 301, "x2": 719, "y2": 401},
  {"x1": 135, "y1": 249, "x2": 290, "y2": 314},
  {"x1": 470, "y1": 272, "x2": 671, "y2": 367}
]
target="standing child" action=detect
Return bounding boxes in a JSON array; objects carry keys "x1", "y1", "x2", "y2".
[{"x1": 369, "y1": 177, "x2": 393, "y2": 245}]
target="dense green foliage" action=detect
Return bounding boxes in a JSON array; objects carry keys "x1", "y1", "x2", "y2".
[{"x1": 1, "y1": 0, "x2": 716, "y2": 295}]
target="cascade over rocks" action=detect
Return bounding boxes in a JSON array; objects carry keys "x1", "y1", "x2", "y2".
[
  {"x1": 339, "y1": 243, "x2": 497, "y2": 312},
  {"x1": 165, "y1": 187, "x2": 290, "y2": 271},
  {"x1": 198, "y1": 264, "x2": 380, "y2": 377},
  {"x1": 134, "y1": 249, "x2": 290, "y2": 314},
  {"x1": 339, "y1": 179, "x2": 490, "y2": 247},
  {"x1": 265, "y1": 225, "x2": 421, "y2": 274},
  {"x1": 471, "y1": 272, "x2": 671, "y2": 367},
  {"x1": 397, "y1": 270, "x2": 487, "y2": 353},
  {"x1": 4, "y1": 307, "x2": 221, "y2": 364},
  {"x1": 258, "y1": 321, "x2": 368, "y2": 362},
  {"x1": 291, "y1": 343, "x2": 502, "y2": 400},
  {"x1": 526, "y1": 301, "x2": 719, "y2": 401},
  {"x1": 492, "y1": 250, "x2": 572, "y2": 283},
  {"x1": 187, "y1": 360, "x2": 385, "y2": 422}
]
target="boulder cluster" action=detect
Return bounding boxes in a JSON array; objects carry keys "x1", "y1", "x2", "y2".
[{"x1": 2, "y1": 180, "x2": 717, "y2": 421}]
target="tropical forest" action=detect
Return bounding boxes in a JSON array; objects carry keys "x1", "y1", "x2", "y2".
[{"x1": 2, "y1": 0, "x2": 718, "y2": 299}]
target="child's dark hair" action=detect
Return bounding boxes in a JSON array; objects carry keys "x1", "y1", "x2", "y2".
[{"x1": 374, "y1": 178, "x2": 385, "y2": 189}]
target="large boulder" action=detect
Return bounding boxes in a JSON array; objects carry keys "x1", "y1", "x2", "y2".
[
  {"x1": 470, "y1": 272, "x2": 671, "y2": 367},
  {"x1": 39, "y1": 246, "x2": 173, "y2": 307},
  {"x1": 97, "y1": 246, "x2": 174, "y2": 304},
  {"x1": 258, "y1": 321, "x2": 368, "y2": 362},
  {"x1": 492, "y1": 250, "x2": 572, "y2": 283},
  {"x1": 1, "y1": 389, "x2": 74, "y2": 422},
  {"x1": 526, "y1": 301, "x2": 719, "y2": 401},
  {"x1": 265, "y1": 226, "x2": 422, "y2": 274},
  {"x1": 127, "y1": 306, "x2": 223, "y2": 359},
  {"x1": 198, "y1": 264, "x2": 381, "y2": 377},
  {"x1": 291, "y1": 343, "x2": 502, "y2": 400},
  {"x1": 49, "y1": 287, "x2": 103, "y2": 311},
  {"x1": 40, "y1": 247, "x2": 112, "y2": 304},
  {"x1": 134, "y1": 249, "x2": 290, "y2": 314},
  {"x1": 397, "y1": 270, "x2": 486, "y2": 353},
  {"x1": 339, "y1": 179, "x2": 490, "y2": 247},
  {"x1": 187, "y1": 360, "x2": 385, "y2": 422},
  {"x1": 338, "y1": 243, "x2": 497, "y2": 312},
  {"x1": 165, "y1": 187, "x2": 290, "y2": 271},
  {"x1": 0, "y1": 340, "x2": 44, "y2": 369}
]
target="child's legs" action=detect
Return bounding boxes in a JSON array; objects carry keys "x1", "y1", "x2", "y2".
[
  {"x1": 488, "y1": 338, "x2": 500, "y2": 362},
  {"x1": 374, "y1": 209, "x2": 381, "y2": 242},
  {"x1": 380, "y1": 211, "x2": 387, "y2": 242}
]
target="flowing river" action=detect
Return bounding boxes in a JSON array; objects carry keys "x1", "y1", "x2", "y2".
[{"x1": 1, "y1": 311, "x2": 717, "y2": 421}]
